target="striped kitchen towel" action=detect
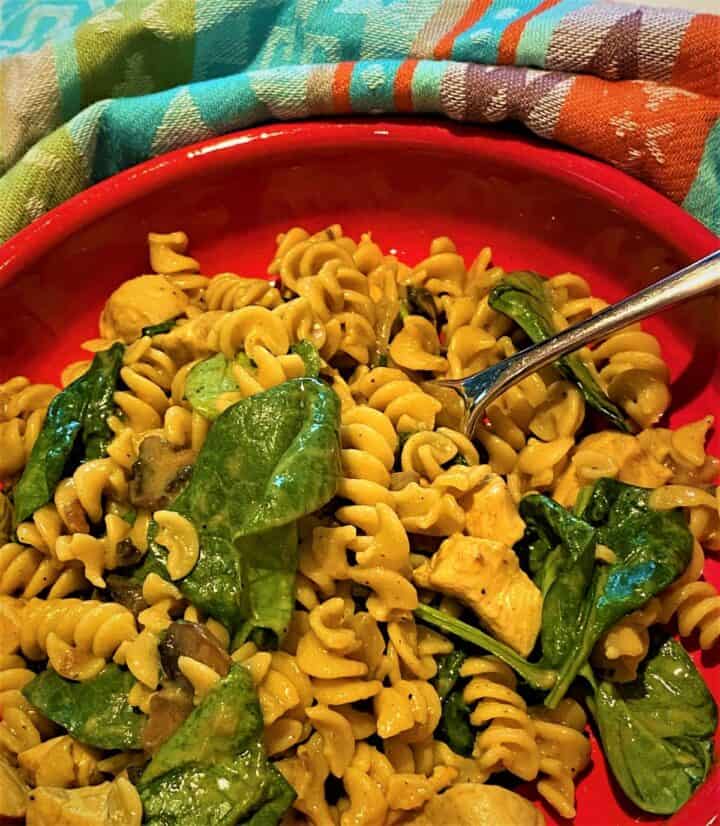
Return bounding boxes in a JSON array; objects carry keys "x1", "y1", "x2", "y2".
[{"x1": 0, "y1": 0, "x2": 718, "y2": 243}]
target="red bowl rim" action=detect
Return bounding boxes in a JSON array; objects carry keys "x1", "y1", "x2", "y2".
[{"x1": 0, "y1": 118, "x2": 717, "y2": 284}]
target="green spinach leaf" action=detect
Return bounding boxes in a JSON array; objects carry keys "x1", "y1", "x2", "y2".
[
  {"x1": 404, "y1": 286, "x2": 438, "y2": 325},
  {"x1": 138, "y1": 663, "x2": 294, "y2": 826},
  {"x1": 435, "y1": 650, "x2": 466, "y2": 700},
  {"x1": 439, "y1": 690, "x2": 474, "y2": 757},
  {"x1": 523, "y1": 480, "x2": 693, "y2": 707},
  {"x1": 143, "y1": 522, "x2": 298, "y2": 641},
  {"x1": 145, "y1": 378, "x2": 341, "y2": 637},
  {"x1": 185, "y1": 353, "x2": 239, "y2": 421},
  {"x1": 237, "y1": 523, "x2": 299, "y2": 644},
  {"x1": 291, "y1": 340, "x2": 321, "y2": 377},
  {"x1": 174, "y1": 377, "x2": 341, "y2": 537},
  {"x1": 488, "y1": 272, "x2": 629, "y2": 431},
  {"x1": 22, "y1": 665, "x2": 145, "y2": 750},
  {"x1": 81, "y1": 343, "x2": 126, "y2": 460},
  {"x1": 14, "y1": 343, "x2": 124, "y2": 521},
  {"x1": 591, "y1": 637, "x2": 717, "y2": 815},
  {"x1": 186, "y1": 344, "x2": 322, "y2": 421},
  {"x1": 434, "y1": 651, "x2": 473, "y2": 756},
  {"x1": 415, "y1": 604, "x2": 557, "y2": 691},
  {"x1": 142, "y1": 317, "x2": 179, "y2": 337},
  {"x1": 520, "y1": 495, "x2": 596, "y2": 668}
]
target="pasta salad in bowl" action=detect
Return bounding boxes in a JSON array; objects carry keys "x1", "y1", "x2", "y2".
[
  {"x1": 0, "y1": 224, "x2": 718, "y2": 826},
  {"x1": 0, "y1": 120, "x2": 717, "y2": 826}
]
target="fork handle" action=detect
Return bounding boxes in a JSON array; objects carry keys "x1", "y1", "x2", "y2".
[{"x1": 466, "y1": 248, "x2": 720, "y2": 434}]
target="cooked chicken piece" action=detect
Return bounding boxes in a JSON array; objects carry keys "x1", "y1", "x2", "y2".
[
  {"x1": 0, "y1": 755, "x2": 29, "y2": 819},
  {"x1": 100, "y1": 275, "x2": 188, "y2": 343},
  {"x1": 464, "y1": 474, "x2": 526, "y2": 546},
  {"x1": 405, "y1": 783, "x2": 545, "y2": 826},
  {"x1": 19, "y1": 735, "x2": 102, "y2": 788},
  {"x1": 414, "y1": 534, "x2": 542, "y2": 657},
  {"x1": 26, "y1": 777, "x2": 142, "y2": 826}
]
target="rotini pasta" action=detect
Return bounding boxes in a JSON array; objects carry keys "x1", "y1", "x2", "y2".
[{"x1": 461, "y1": 656, "x2": 539, "y2": 782}]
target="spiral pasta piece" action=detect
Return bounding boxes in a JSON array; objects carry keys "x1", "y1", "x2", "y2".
[
  {"x1": 592, "y1": 598, "x2": 661, "y2": 682},
  {"x1": 656, "y1": 540, "x2": 720, "y2": 650},
  {"x1": 206, "y1": 272, "x2": 282, "y2": 310},
  {"x1": 461, "y1": 656, "x2": 539, "y2": 782},
  {"x1": 530, "y1": 699, "x2": 591, "y2": 819},
  {"x1": 400, "y1": 428, "x2": 478, "y2": 484},
  {"x1": 402, "y1": 237, "x2": 466, "y2": 297},
  {"x1": 350, "y1": 367, "x2": 442, "y2": 433},
  {"x1": 549, "y1": 273, "x2": 671, "y2": 429},
  {"x1": 0, "y1": 542, "x2": 87, "y2": 599},
  {"x1": 19, "y1": 598, "x2": 138, "y2": 681},
  {"x1": 0, "y1": 649, "x2": 56, "y2": 759},
  {"x1": 0, "y1": 377, "x2": 59, "y2": 478},
  {"x1": 337, "y1": 405, "x2": 398, "y2": 507}
]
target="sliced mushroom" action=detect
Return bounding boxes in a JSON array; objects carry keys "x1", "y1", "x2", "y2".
[
  {"x1": 54, "y1": 491, "x2": 90, "y2": 534},
  {"x1": 114, "y1": 539, "x2": 144, "y2": 568},
  {"x1": 142, "y1": 685, "x2": 194, "y2": 755},
  {"x1": 404, "y1": 285, "x2": 438, "y2": 325},
  {"x1": 159, "y1": 621, "x2": 230, "y2": 682},
  {"x1": 106, "y1": 576, "x2": 148, "y2": 618},
  {"x1": 128, "y1": 436, "x2": 194, "y2": 510}
]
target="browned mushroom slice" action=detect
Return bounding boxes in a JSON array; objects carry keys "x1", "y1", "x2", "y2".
[
  {"x1": 106, "y1": 575, "x2": 148, "y2": 618},
  {"x1": 142, "y1": 686, "x2": 195, "y2": 755},
  {"x1": 159, "y1": 621, "x2": 231, "y2": 682},
  {"x1": 54, "y1": 491, "x2": 90, "y2": 534},
  {"x1": 128, "y1": 436, "x2": 194, "y2": 510}
]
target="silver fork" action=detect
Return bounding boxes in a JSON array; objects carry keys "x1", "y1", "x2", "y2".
[{"x1": 432, "y1": 249, "x2": 720, "y2": 437}]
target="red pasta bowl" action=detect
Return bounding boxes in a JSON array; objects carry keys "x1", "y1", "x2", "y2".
[{"x1": 0, "y1": 119, "x2": 718, "y2": 825}]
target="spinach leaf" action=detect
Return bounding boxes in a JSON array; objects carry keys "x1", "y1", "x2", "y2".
[
  {"x1": 142, "y1": 317, "x2": 179, "y2": 337},
  {"x1": 145, "y1": 378, "x2": 340, "y2": 636},
  {"x1": 138, "y1": 663, "x2": 294, "y2": 826},
  {"x1": 237, "y1": 523, "x2": 299, "y2": 644},
  {"x1": 143, "y1": 522, "x2": 298, "y2": 641},
  {"x1": 488, "y1": 272, "x2": 629, "y2": 431},
  {"x1": 520, "y1": 495, "x2": 596, "y2": 668},
  {"x1": 434, "y1": 651, "x2": 474, "y2": 756},
  {"x1": 524, "y1": 480, "x2": 693, "y2": 707},
  {"x1": 415, "y1": 605, "x2": 557, "y2": 691},
  {"x1": 81, "y1": 343, "x2": 125, "y2": 460},
  {"x1": 174, "y1": 377, "x2": 341, "y2": 537},
  {"x1": 186, "y1": 343, "x2": 322, "y2": 421},
  {"x1": 14, "y1": 343, "x2": 124, "y2": 521},
  {"x1": 22, "y1": 665, "x2": 145, "y2": 750},
  {"x1": 291, "y1": 340, "x2": 321, "y2": 378},
  {"x1": 185, "y1": 353, "x2": 239, "y2": 421},
  {"x1": 591, "y1": 637, "x2": 717, "y2": 815},
  {"x1": 404, "y1": 286, "x2": 438, "y2": 325},
  {"x1": 435, "y1": 650, "x2": 466, "y2": 700},
  {"x1": 439, "y1": 690, "x2": 474, "y2": 757}
]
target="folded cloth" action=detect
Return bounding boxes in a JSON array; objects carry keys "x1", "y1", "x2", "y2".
[{"x1": 0, "y1": 0, "x2": 718, "y2": 243}]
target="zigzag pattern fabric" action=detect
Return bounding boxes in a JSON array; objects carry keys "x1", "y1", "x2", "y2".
[{"x1": 1, "y1": 0, "x2": 718, "y2": 242}]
